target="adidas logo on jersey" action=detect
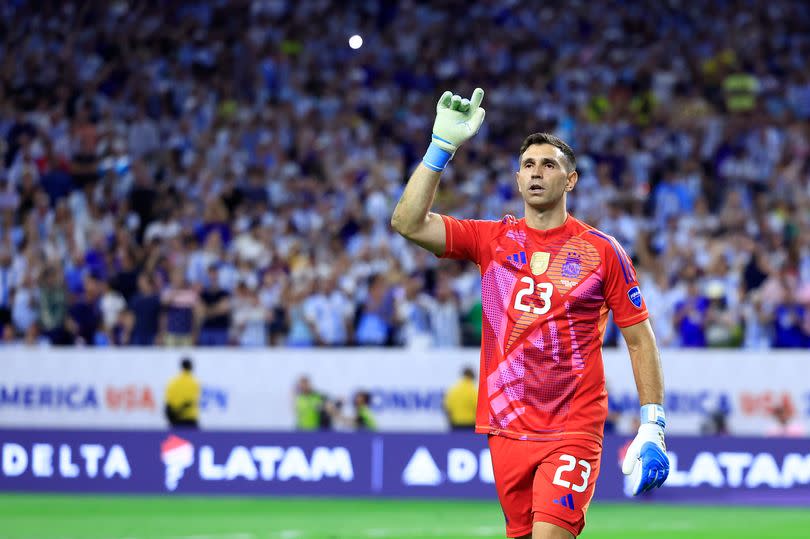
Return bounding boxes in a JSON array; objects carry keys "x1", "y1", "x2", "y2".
[
  {"x1": 506, "y1": 251, "x2": 527, "y2": 267},
  {"x1": 552, "y1": 493, "x2": 575, "y2": 510}
]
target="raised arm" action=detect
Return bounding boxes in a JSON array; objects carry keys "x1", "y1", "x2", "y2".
[
  {"x1": 391, "y1": 88, "x2": 486, "y2": 256},
  {"x1": 390, "y1": 164, "x2": 446, "y2": 255}
]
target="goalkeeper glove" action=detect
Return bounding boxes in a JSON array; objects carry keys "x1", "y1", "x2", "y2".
[
  {"x1": 422, "y1": 87, "x2": 486, "y2": 172},
  {"x1": 621, "y1": 404, "x2": 670, "y2": 496}
]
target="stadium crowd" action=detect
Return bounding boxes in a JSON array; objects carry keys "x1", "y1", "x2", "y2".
[{"x1": 0, "y1": 0, "x2": 808, "y2": 348}]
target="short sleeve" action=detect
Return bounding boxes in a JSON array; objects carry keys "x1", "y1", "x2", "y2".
[
  {"x1": 440, "y1": 215, "x2": 484, "y2": 264},
  {"x1": 601, "y1": 237, "x2": 649, "y2": 328}
]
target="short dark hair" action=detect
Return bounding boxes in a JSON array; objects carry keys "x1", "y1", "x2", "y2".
[
  {"x1": 181, "y1": 357, "x2": 193, "y2": 371},
  {"x1": 519, "y1": 133, "x2": 576, "y2": 172},
  {"x1": 462, "y1": 367, "x2": 475, "y2": 379}
]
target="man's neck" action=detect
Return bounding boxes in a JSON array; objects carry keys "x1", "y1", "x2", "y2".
[{"x1": 524, "y1": 202, "x2": 568, "y2": 231}]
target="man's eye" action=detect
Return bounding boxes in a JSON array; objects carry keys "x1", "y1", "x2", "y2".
[{"x1": 545, "y1": 163, "x2": 555, "y2": 169}]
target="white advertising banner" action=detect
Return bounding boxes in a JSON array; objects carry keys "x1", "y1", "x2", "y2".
[{"x1": 1, "y1": 347, "x2": 808, "y2": 435}]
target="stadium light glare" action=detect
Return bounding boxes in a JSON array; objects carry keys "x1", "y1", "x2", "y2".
[{"x1": 349, "y1": 34, "x2": 363, "y2": 49}]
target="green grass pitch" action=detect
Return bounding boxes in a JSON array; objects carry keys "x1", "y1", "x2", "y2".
[{"x1": 2, "y1": 494, "x2": 809, "y2": 539}]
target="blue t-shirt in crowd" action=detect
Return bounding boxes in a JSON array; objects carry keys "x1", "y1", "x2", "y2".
[{"x1": 675, "y1": 296, "x2": 710, "y2": 347}]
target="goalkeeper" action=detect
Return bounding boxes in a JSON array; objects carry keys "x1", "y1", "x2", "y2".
[{"x1": 391, "y1": 88, "x2": 669, "y2": 538}]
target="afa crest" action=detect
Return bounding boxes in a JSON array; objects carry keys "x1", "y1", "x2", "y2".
[{"x1": 561, "y1": 252, "x2": 582, "y2": 279}]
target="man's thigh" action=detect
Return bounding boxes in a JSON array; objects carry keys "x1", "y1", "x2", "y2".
[
  {"x1": 532, "y1": 438, "x2": 602, "y2": 537},
  {"x1": 488, "y1": 435, "x2": 537, "y2": 538}
]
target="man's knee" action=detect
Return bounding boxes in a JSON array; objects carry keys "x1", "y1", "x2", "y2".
[{"x1": 532, "y1": 521, "x2": 575, "y2": 539}]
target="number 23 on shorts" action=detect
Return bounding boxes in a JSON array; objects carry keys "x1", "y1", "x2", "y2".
[{"x1": 552, "y1": 454, "x2": 592, "y2": 493}]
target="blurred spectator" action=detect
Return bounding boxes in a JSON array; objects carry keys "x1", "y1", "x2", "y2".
[
  {"x1": 395, "y1": 271, "x2": 433, "y2": 348},
  {"x1": 351, "y1": 391, "x2": 377, "y2": 431},
  {"x1": 98, "y1": 278, "x2": 127, "y2": 345},
  {"x1": 303, "y1": 275, "x2": 354, "y2": 346},
  {"x1": 673, "y1": 278, "x2": 710, "y2": 347},
  {"x1": 293, "y1": 375, "x2": 327, "y2": 431},
  {"x1": 355, "y1": 274, "x2": 396, "y2": 346},
  {"x1": 427, "y1": 275, "x2": 462, "y2": 348},
  {"x1": 160, "y1": 266, "x2": 200, "y2": 347},
  {"x1": 231, "y1": 281, "x2": 267, "y2": 347},
  {"x1": 198, "y1": 266, "x2": 231, "y2": 346},
  {"x1": 67, "y1": 275, "x2": 102, "y2": 345},
  {"x1": 38, "y1": 265, "x2": 69, "y2": 345},
  {"x1": 164, "y1": 357, "x2": 201, "y2": 429},
  {"x1": 127, "y1": 274, "x2": 162, "y2": 346},
  {"x1": 0, "y1": 248, "x2": 14, "y2": 335},
  {"x1": 444, "y1": 366, "x2": 478, "y2": 431}
]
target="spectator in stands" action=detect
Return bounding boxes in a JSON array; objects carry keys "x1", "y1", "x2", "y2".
[
  {"x1": 126, "y1": 274, "x2": 161, "y2": 346},
  {"x1": 98, "y1": 278, "x2": 127, "y2": 345},
  {"x1": 160, "y1": 266, "x2": 200, "y2": 347},
  {"x1": 67, "y1": 274, "x2": 102, "y2": 346},
  {"x1": 444, "y1": 366, "x2": 478, "y2": 431},
  {"x1": 395, "y1": 271, "x2": 433, "y2": 348},
  {"x1": 303, "y1": 274, "x2": 354, "y2": 346},
  {"x1": 164, "y1": 357, "x2": 201, "y2": 429},
  {"x1": 231, "y1": 280, "x2": 268, "y2": 347},
  {"x1": 198, "y1": 265, "x2": 231, "y2": 346},
  {"x1": 674, "y1": 277, "x2": 710, "y2": 347},
  {"x1": 38, "y1": 265, "x2": 69, "y2": 345},
  {"x1": 355, "y1": 274, "x2": 396, "y2": 346},
  {"x1": 10, "y1": 270, "x2": 38, "y2": 344},
  {"x1": 0, "y1": 248, "x2": 13, "y2": 335},
  {"x1": 427, "y1": 275, "x2": 461, "y2": 348}
]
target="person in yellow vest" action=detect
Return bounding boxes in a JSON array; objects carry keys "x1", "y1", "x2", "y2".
[
  {"x1": 164, "y1": 357, "x2": 201, "y2": 429},
  {"x1": 444, "y1": 366, "x2": 478, "y2": 431},
  {"x1": 294, "y1": 376, "x2": 328, "y2": 430}
]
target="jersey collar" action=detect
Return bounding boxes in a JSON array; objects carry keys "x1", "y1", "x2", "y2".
[{"x1": 521, "y1": 214, "x2": 574, "y2": 240}]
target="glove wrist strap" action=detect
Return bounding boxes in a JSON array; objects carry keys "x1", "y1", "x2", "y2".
[
  {"x1": 422, "y1": 140, "x2": 454, "y2": 172},
  {"x1": 640, "y1": 404, "x2": 666, "y2": 429}
]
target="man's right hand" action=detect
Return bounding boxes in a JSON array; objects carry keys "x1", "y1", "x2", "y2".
[{"x1": 423, "y1": 88, "x2": 485, "y2": 171}]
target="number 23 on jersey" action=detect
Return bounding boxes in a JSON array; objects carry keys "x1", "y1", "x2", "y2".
[{"x1": 513, "y1": 276, "x2": 554, "y2": 315}]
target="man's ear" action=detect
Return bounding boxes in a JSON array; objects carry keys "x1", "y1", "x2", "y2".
[
  {"x1": 565, "y1": 170, "x2": 579, "y2": 192},
  {"x1": 515, "y1": 170, "x2": 521, "y2": 193}
]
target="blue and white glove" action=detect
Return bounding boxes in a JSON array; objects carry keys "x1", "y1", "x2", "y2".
[
  {"x1": 422, "y1": 88, "x2": 486, "y2": 172},
  {"x1": 621, "y1": 404, "x2": 670, "y2": 496}
]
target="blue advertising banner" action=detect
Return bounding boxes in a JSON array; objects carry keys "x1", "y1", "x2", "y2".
[{"x1": 1, "y1": 430, "x2": 808, "y2": 505}]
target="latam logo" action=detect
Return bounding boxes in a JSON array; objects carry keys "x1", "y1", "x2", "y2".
[
  {"x1": 402, "y1": 446, "x2": 494, "y2": 486},
  {"x1": 160, "y1": 436, "x2": 354, "y2": 491},
  {"x1": 2, "y1": 443, "x2": 131, "y2": 479},
  {"x1": 161, "y1": 435, "x2": 194, "y2": 491},
  {"x1": 623, "y1": 451, "x2": 810, "y2": 496}
]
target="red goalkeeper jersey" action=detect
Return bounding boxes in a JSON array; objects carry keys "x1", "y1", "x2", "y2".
[{"x1": 441, "y1": 214, "x2": 648, "y2": 443}]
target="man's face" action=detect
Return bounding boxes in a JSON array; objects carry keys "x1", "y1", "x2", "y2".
[{"x1": 515, "y1": 144, "x2": 577, "y2": 210}]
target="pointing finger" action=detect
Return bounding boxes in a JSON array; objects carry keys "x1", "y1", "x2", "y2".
[{"x1": 469, "y1": 87, "x2": 485, "y2": 112}]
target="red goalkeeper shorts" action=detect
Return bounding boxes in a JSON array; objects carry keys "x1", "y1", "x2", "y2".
[{"x1": 488, "y1": 435, "x2": 603, "y2": 537}]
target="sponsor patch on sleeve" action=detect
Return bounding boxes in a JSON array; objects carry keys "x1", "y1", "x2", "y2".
[{"x1": 627, "y1": 286, "x2": 643, "y2": 309}]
